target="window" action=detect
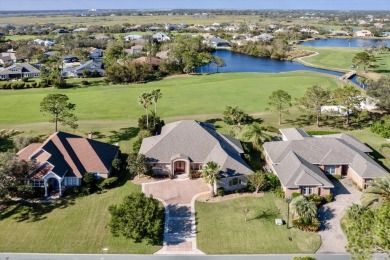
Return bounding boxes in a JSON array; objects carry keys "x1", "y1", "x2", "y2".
[
  {"x1": 229, "y1": 177, "x2": 242, "y2": 186},
  {"x1": 325, "y1": 165, "x2": 336, "y2": 174},
  {"x1": 29, "y1": 179, "x2": 44, "y2": 187},
  {"x1": 65, "y1": 177, "x2": 79, "y2": 186},
  {"x1": 302, "y1": 186, "x2": 314, "y2": 195}
]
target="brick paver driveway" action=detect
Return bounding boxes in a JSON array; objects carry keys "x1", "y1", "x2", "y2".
[
  {"x1": 143, "y1": 178, "x2": 210, "y2": 255},
  {"x1": 317, "y1": 178, "x2": 362, "y2": 253}
]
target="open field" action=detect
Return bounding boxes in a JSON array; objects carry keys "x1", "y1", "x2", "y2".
[
  {"x1": 298, "y1": 46, "x2": 390, "y2": 78},
  {"x1": 0, "y1": 181, "x2": 162, "y2": 254},
  {"x1": 196, "y1": 194, "x2": 321, "y2": 254},
  {"x1": 0, "y1": 14, "x2": 345, "y2": 28},
  {"x1": 0, "y1": 72, "x2": 341, "y2": 125}
]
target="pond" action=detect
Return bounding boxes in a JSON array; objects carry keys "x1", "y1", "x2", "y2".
[
  {"x1": 299, "y1": 38, "x2": 390, "y2": 48},
  {"x1": 196, "y1": 49, "x2": 359, "y2": 85}
]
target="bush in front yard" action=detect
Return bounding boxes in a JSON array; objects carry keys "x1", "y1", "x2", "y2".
[
  {"x1": 292, "y1": 218, "x2": 320, "y2": 232},
  {"x1": 273, "y1": 187, "x2": 285, "y2": 198},
  {"x1": 324, "y1": 194, "x2": 333, "y2": 203},
  {"x1": 98, "y1": 177, "x2": 118, "y2": 190},
  {"x1": 217, "y1": 187, "x2": 225, "y2": 197},
  {"x1": 308, "y1": 194, "x2": 322, "y2": 206}
]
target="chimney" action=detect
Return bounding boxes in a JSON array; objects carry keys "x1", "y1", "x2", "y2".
[{"x1": 88, "y1": 132, "x2": 92, "y2": 139}]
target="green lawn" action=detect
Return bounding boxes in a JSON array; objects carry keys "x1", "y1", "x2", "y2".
[
  {"x1": 0, "y1": 72, "x2": 340, "y2": 126},
  {"x1": 196, "y1": 193, "x2": 321, "y2": 254},
  {"x1": 298, "y1": 46, "x2": 390, "y2": 78},
  {"x1": 0, "y1": 181, "x2": 162, "y2": 254}
]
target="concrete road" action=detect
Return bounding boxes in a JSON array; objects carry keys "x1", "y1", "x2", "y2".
[{"x1": 0, "y1": 253, "x2": 353, "y2": 260}]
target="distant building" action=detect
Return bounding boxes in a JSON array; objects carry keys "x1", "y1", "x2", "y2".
[
  {"x1": 53, "y1": 29, "x2": 69, "y2": 34},
  {"x1": 125, "y1": 45, "x2": 144, "y2": 55},
  {"x1": 89, "y1": 48, "x2": 104, "y2": 60},
  {"x1": 355, "y1": 30, "x2": 373, "y2": 37},
  {"x1": 331, "y1": 30, "x2": 349, "y2": 36},
  {"x1": 253, "y1": 33, "x2": 275, "y2": 41},
  {"x1": 0, "y1": 63, "x2": 40, "y2": 80},
  {"x1": 0, "y1": 51, "x2": 17, "y2": 65},
  {"x1": 206, "y1": 37, "x2": 230, "y2": 48},
  {"x1": 153, "y1": 32, "x2": 171, "y2": 41},
  {"x1": 124, "y1": 34, "x2": 143, "y2": 41}
]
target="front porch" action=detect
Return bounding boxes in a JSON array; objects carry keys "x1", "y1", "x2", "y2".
[{"x1": 29, "y1": 171, "x2": 64, "y2": 197}]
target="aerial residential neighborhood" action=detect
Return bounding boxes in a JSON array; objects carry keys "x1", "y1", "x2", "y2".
[{"x1": 0, "y1": 1, "x2": 390, "y2": 260}]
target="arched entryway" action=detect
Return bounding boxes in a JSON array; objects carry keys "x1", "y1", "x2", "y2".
[{"x1": 174, "y1": 160, "x2": 186, "y2": 174}]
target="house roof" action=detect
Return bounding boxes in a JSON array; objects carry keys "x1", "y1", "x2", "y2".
[
  {"x1": 139, "y1": 120, "x2": 252, "y2": 177},
  {"x1": 132, "y1": 56, "x2": 161, "y2": 66},
  {"x1": 17, "y1": 132, "x2": 119, "y2": 179},
  {"x1": 274, "y1": 151, "x2": 334, "y2": 188},
  {"x1": 0, "y1": 63, "x2": 40, "y2": 75},
  {"x1": 263, "y1": 128, "x2": 389, "y2": 180},
  {"x1": 280, "y1": 128, "x2": 309, "y2": 141}
]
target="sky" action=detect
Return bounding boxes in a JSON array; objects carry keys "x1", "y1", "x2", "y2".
[{"x1": 1, "y1": 0, "x2": 390, "y2": 11}]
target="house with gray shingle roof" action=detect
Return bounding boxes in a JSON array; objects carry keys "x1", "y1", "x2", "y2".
[
  {"x1": 139, "y1": 120, "x2": 253, "y2": 191},
  {"x1": 17, "y1": 132, "x2": 119, "y2": 197},
  {"x1": 263, "y1": 128, "x2": 389, "y2": 197}
]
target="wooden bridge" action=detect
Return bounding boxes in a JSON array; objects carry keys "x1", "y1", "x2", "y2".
[{"x1": 339, "y1": 70, "x2": 356, "y2": 81}]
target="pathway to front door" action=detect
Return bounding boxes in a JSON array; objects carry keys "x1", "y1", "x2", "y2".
[{"x1": 142, "y1": 178, "x2": 210, "y2": 255}]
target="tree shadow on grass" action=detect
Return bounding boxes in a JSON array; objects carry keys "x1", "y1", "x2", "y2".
[
  {"x1": 0, "y1": 138, "x2": 14, "y2": 152},
  {"x1": 108, "y1": 127, "x2": 139, "y2": 143},
  {"x1": 250, "y1": 207, "x2": 280, "y2": 221},
  {"x1": 0, "y1": 197, "x2": 75, "y2": 223}
]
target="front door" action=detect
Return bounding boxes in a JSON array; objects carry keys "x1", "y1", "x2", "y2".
[{"x1": 175, "y1": 161, "x2": 186, "y2": 173}]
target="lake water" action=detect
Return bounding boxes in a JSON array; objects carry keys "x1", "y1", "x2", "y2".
[
  {"x1": 197, "y1": 49, "x2": 359, "y2": 85},
  {"x1": 299, "y1": 38, "x2": 390, "y2": 48}
]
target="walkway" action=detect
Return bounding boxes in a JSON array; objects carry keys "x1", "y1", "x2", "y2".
[
  {"x1": 317, "y1": 178, "x2": 362, "y2": 253},
  {"x1": 142, "y1": 178, "x2": 210, "y2": 255}
]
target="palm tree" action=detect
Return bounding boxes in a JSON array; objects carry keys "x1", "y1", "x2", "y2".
[
  {"x1": 150, "y1": 89, "x2": 162, "y2": 120},
  {"x1": 362, "y1": 176, "x2": 390, "y2": 208},
  {"x1": 290, "y1": 195, "x2": 317, "y2": 223},
  {"x1": 244, "y1": 123, "x2": 267, "y2": 151},
  {"x1": 138, "y1": 92, "x2": 152, "y2": 127},
  {"x1": 201, "y1": 161, "x2": 221, "y2": 196}
]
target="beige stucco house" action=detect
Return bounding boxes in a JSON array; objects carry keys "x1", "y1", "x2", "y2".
[{"x1": 139, "y1": 120, "x2": 253, "y2": 191}]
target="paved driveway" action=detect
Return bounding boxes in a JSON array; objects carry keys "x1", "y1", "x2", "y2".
[
  {"x1": 317, "y1": 178, "x2": 362, "y2": 253},
  {"x1": 143, "y1": 178, "x2": 210, "y2": 255}
]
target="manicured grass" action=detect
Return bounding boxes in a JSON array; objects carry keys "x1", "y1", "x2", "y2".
[
  {"x1": 299, "y1": 46, "x2": 390, "y2": 77},
  {"x1": 0, "y1": 72, "x2": 340, "y2": 126},
  {"x1": 196, "y1": 193, "x2": 321, "y2": 254},
  {"x1": 0, "y1": 181, "x2": 162, "y2": 254}
]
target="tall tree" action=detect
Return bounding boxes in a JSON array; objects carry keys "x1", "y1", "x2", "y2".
[
  {"x1": 362, "y1": 176, "x2": 390, "y2": 208},
  {"x1": 352, "y1": 51, "x2": 376, "y2": 72},
  {"x1": 367, "y1": 76, "x2": 390, "y2": 111},
  {"x1": 201, "y1": 161, "x2": 221, "y2": 196},
  {"x1": 138, "y1": 92, "x2": 152, "y2": 127},
  {"x1": 40, "y1": 94, "x2": 78, "y2": 132},
  {"x1": 222, "y1": 106, "x2": 251, "y2": 126},
  {"x1": 331, "y1": 85, "x2": 363, "y2": 126},
  {"x1": 109, "y1": 192, "x2": 164, "y2": 244},
  {"x1": 297, "y1": 85, "x2": 330, "y2": 127},
  {"x1": 244, "y1": 122, "x2": 267, "y2": 151},
  {"x1": 150, "y1": 89, "x2": 162, "y2": 119},
  {"x1": 0, "y1": 152, "x2": 36, "y2": 205},
  {"x1": 268, "y1": 90, "x2": 292, "y2": 125}
]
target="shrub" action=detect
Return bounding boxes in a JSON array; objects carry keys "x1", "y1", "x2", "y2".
[
  {"x1": 98, "y1": 177, "x2": 118, "y2": 189},
  {"x1": 371, "y1": 116, "x2": 390, "y2": 138},
  {"x1": 262, "y1": 125, "x2": 279, "y2": 133},
  {"x1": 112, "y1": 158, "x2": 121, "y2": 171},
  {"x1": 81, "y1": 80, "x2": 90, "y2": 86},
  {"x1": 292, "y1": 192, "x2": 301, "y2": 199},
  {"x1": 308, "y1": 194, "x2": 322, "y2": 206},
  {"x1": 132, "y1": 138, "x2": 142, "y2": 153},
  {"x1": 306, "y1": 130, "x2": 341, "y2": 136},
  {"x1": 22, "y1": 77, "x2": 29, "y2": 82},
  {"x1": 273, "y1": 187, "x2": 285, "y2": 198},
  {"x1": 292, "y1": 218, "x2": 320, "y2": 232},
  {"x1": 265, "y1": 173, "x2": 281, "y2": 191},
  {"x1": 65, "y1": 186, "x2": 81, "y2": 196},
  {"x1": 324, "y1": 194, "x2": 333, "y2": 203},
  {"x1": 293, "y1": 257, "x2": 317, "y2": 260},
  {"x1": 11, "y1": 83, "x2": 19, "y2": 89},
  {"x1": 13, "y1": 135, "x2": 40, "y2": 151},
  {"x1": 217, "y1": 187, "x2": 225, "y2": 196},
  {"x1": 31, "y1": 82, "x2": 38, "y2": 88},
  {"x1": 18, "y1": 82, "x2": 25, "y2": 89},
  {"x1": 189, "y1": 171, "x2": 201, "y2": 179},
  {"x1": 381, "y1": 143, "x2": 390, "y2": 148}
]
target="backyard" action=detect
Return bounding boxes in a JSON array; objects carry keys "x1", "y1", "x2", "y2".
[
  {"x1": 0, "y1": 181, "x2": 162, "y2": 254},
  {"x1": 196, "y1": 194, "x2": 321, "y2": 254}
]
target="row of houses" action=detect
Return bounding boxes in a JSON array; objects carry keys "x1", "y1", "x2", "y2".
[
  {"x1": 124, "y1": 32, "x2": 171, "y2": 42},
  {"x1": 15, "y1": 120, "x2": 390, "y2": 198}
]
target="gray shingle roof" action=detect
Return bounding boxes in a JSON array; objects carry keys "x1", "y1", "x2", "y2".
[
  {"x1": 274, "y1": 151, "x2": 334, "y2": 188},
  {"x1": 280, "y1": 128, "x2": 309, "y2": 140},
  {"x1": 139, "y1": 120, "x2": 252, "y2": 177},
  {"x1": 263, "y1": 128, "x2": 389, "y2": 180}
]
